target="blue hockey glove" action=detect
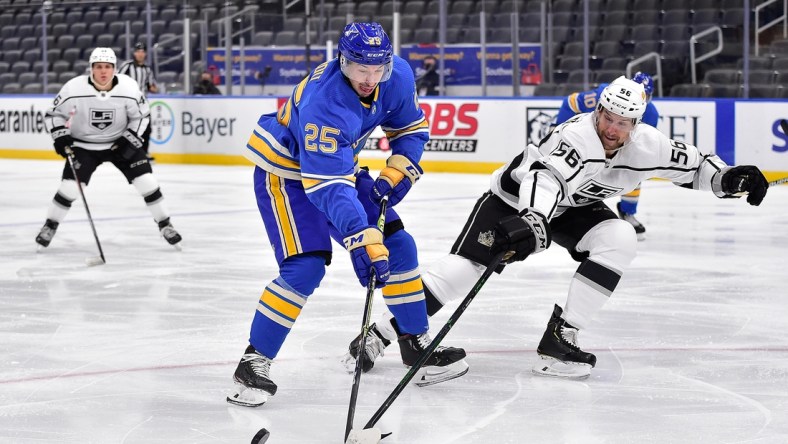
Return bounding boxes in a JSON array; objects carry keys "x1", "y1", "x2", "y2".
[
  {"x1": 721, "y1": 165, "x2": 768, "y2": 206},
  {"x1": 370, "y1": 154, "x2": 423, "y2": 206},
  {"x1": 343, "y1": 226, "x2": 390, "y2": 288}
]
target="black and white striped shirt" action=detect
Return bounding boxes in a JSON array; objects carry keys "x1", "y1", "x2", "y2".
[{"x1": 118, "y1": 60, "x2": 157, "y2": 96}]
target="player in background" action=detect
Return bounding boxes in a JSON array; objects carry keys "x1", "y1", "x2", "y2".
[
  {"x1": 36, "y1": 47, "x2": 182, "y2": 250},
  {"x1": 345, "y1": 77, "x2": 768, "y2": 380},
  {"x1": 227, "y1": 22, "x2": 468, "y2": 408},
  {"x1": 118, "y1": 42, "x2": 158, "y2": 160},
  {"x1": 555, "y1": 72, "x2": 658, "y2": 240}
]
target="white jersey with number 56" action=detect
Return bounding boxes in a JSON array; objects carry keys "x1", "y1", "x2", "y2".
[{"x1": 490, "y1": 112, "x2": 730, "y2": 220}]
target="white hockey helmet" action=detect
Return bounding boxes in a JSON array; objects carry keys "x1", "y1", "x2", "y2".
[
  {"x1": 89, "y1": 47, "x2": 116, "y2": 67},
  {"x1": 597, "y1": 76, "x2": 648, "y2": 125}
]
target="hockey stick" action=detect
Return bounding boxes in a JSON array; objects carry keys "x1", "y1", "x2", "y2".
[
  {"x1": 358, "y1": 250, "x2": 507, "y2": 435},
  {"x1": 770, "y1": 176, "x2": 788, "y2": 187},
  {"x1": 345, "y1": 195, "x2": 389, "y2": 443},
  {"x1": 65, "y1": 147, "x2": 106, "y2": 266}
]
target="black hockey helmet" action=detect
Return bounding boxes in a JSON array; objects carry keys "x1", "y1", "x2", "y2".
[{"x1": 134, "y1": 42, "x2": 146, "y2": 51}]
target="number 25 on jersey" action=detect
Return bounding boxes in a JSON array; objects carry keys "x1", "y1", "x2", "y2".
[{"x1": 304, "y1": 123, "x2": 340, "y2": 154}]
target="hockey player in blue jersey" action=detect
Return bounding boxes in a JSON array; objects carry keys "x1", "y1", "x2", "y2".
[
  {"x1": 555, "y1": 72, "x2": 659, "y2": 240},
  {"x1": 227, "y1": 22, "x2": 468, "y2": 408}
]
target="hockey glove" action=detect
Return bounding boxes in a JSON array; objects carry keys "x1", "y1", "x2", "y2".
[
  {"x1": 492, "y1": 210, "x2": 551, "y2": 263},
  {"x1": 51, "y1": 126, "x2": 73, "y2": 158},
  {"x1": 343, "y1": 226, "x2": 390, "y2": 288},
  {"x1": 721, "y1": 165, "x2": 769, "y2": 206},
  {"x1": 370, "y1": 154, "x2": 423, "y2": 206},
  {"x1": 112, "y1": 129, "x2": 145, "y2": 160}
]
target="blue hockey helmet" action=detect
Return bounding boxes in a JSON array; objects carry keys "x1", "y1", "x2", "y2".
[
  {"x1": 338, "y1": 22, "x2": 394, "y2": 82},
  {"x1": 632, "y1": 72, "x2": 654, "y2": 101}
]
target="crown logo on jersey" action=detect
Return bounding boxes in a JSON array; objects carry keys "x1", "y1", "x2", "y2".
[{"x1": 477, "y1": 230, "x2": 494, "y2": 248}]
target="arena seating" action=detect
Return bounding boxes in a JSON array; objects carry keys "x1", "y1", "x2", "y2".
[{"x1": 0, "y1": 0, "x2": 785, "y2": 97}]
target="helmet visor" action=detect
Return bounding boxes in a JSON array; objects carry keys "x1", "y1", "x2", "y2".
[{"x1": 340, "y1": 55, "x2": 393, "y2": 84}]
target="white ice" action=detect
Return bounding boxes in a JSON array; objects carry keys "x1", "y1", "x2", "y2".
[{"x1": 2, "y1": 159, "x2": 787, "y2": 444}]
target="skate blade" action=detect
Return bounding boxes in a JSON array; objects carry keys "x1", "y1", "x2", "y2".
[
  {"x1": 226, "y1": 384, "x2": 269, "y2": 407},
  {"x1": 36, "y1": 244, "x2": 47, "y2": 253},
  {"x1": 412, "y1": 360, "x2": 469, "y2": 387},
  {"x1": 532, "y1": 355, "x2": 591, "y2": 380},
  {"x1": 636, "y1": 232, "x2": 646, "y2": 242},
  {"x1": 170, "y1": 242, "x2": 183, "y2": 251}
]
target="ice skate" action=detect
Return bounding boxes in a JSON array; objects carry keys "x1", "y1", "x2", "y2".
[
  {"x1": 398, "y1": 332, "x2": 469, "y2": 387},
  {"x1": 617, "y1": 202, "x2": 646, "y2": 241},
  {"x1": 158, "y1": 218, "x2": 182, "y2": 250},
  {"x1": 533, "y1": 305, "x2": 596, "y2": 379},
  {"x1": 35, "y1": 219, "x2": 59, "y2": 250},
  {"x1": 341, "y1": 322, "x2": 392, "y2": 373},
  {"x1": 227, "y1": 345, "x2": 277, "y2": 407}
]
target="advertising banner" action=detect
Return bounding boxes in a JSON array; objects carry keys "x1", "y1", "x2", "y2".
[
  {"x1": 734, "y1": 102, "x2": 788, "y2": 169},
  {"x1": 1, "y1": 94, "x2": 785, "y2": 177},
  {"x1": 147, "y1": 97, "x2": 279, "y2": 155},
  {"x1": 653, "y1": 100, "x2": 717, "y2": 154},
  {"x1": 206, "y1": 44, "x2": 542, "y2": 87},
  {"x1": 0, "y1": 98, "x2": 56, "y2": 150}
]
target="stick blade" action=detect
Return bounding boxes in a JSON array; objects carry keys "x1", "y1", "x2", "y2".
[
  {"x1": 85, "y1": 256, "x2": 105, "y2": 267},
  {"x1": 346, "y1": 428, "x2": 383, "y2": 444}
]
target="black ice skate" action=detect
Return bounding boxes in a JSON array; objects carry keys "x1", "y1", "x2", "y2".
[
  {"x1": 617, "y1": 202, "x2": 646, "y2": 241},
  {"x1": 533, "y1": 305, "x2": 596, "y2": 379},
  {"x1": 227, "y1": 345, "x2": 277, "y2": 407},
  {"x1": 35, "y1": 219, "x2": 59, "y2": 249},
  {"x1": 157, "y1": 218, "x2": 182, "y2": 249},
  {"x1": 341, "y1": 323, "x2": 391, "y2": 373},
  {"x1": 398, "y1": 332, "x2": 469, "y2": 387}
]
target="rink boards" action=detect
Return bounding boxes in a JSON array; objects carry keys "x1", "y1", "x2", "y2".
[{"x1": 0, "y1": 94, "x2": 786, "y2": 178}]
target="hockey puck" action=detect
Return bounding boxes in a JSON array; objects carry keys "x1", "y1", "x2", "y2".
[{"x1": 251, "y1": 428, "x2": 270, "y2": 444}]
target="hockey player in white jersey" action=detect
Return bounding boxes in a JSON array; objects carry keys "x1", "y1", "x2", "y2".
[
  {"x1": 345, "y1": 76, "x2": 769, "y2": 379},
  {"x1": 36, "y1": 47, "x2": 182, "y2": 249}
]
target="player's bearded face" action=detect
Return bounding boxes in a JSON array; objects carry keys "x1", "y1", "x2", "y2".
[
  {"x1": 596, "y1": 109, "x2": 635, "y2": 152},
  {"x1": 92, "y1": 63, "x2": 115, "y2": 86},
  {"x1": 345, "y1": 61, "x2": 386, "y2": 97}
]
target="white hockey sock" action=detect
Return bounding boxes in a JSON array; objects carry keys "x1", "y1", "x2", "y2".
[
  {"x1": 46, "y1": 179, "x2": 80, "y2": 222},
  {"x1": 132, "y1": 173, "x2": 169, "y2": 223},
  {"x1": 562, "y1": 219, "x2": 637, "y2": 329}
]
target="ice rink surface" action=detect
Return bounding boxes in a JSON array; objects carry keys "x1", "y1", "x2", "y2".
[{"x1": 2, "y1": 159, "x2": 787, "y2": 444}]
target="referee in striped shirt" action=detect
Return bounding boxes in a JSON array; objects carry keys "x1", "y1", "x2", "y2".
[{"x1": 118, "y1": 42, "x2": 158, "y2": 159}]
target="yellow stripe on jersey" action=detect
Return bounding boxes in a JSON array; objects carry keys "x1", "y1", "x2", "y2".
[
  {"x1": 622, "y1": 188, "x2": 641, "y2": 198},
  {"x1": 248, "y1": 132, "x2": 300, "y2": 170},
  {"x1": 302, "y1": 174, "x2": 356, "y2": 191},
  {"x1": 294, "y1": 76, "x2": 310, "y2": 106},
  {"x1": 382, "y1": 270, "x2": 426, "y2": 306},
  {"x1": 277, "y1": 98, "x2": 293, "y2": 127},
  {"x1": 568, "y1": 93, "x2": 581, "y2": 114},
  {"x1": 384, "y1": 119, "x2": 429, "y2": 141},
  {"x1": 359, "y1": 86, "x2": 380, "y2": 109},
  {"x1": 266, "y1": 174, "x2": 302, "y2": 257}
]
